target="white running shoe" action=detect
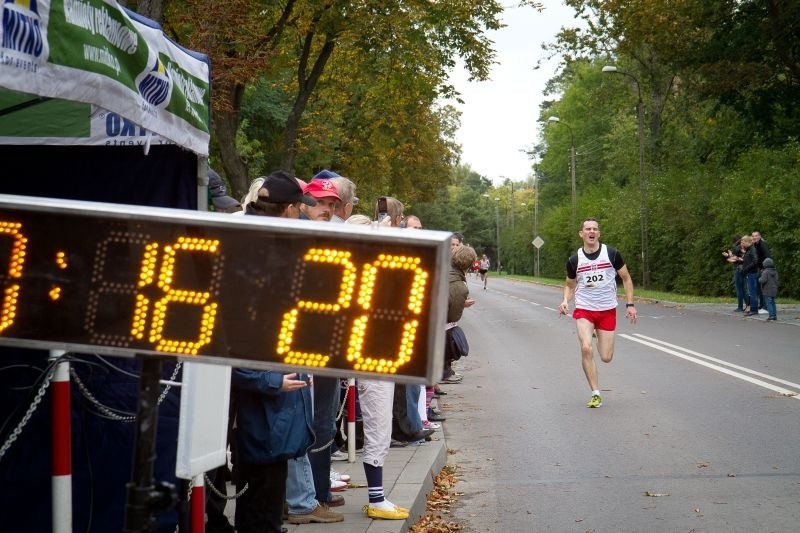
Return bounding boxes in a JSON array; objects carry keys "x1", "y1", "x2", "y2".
[
  {"x1": 330, "y1": 470, "x2": 351, "y2": 483},
  {"x1": 330, "y1": 449, "x2": 348, "y2": 461},
  {"x1": 330, "y1": 479, "x2": 348, "y2": 491}
]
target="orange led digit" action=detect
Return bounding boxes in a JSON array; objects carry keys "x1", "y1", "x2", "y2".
[
  {"x1": 149, "y1": 237, "x2": 222, "y2": 355},
  {"x1": 0, "y1": 195, "x2": 447, "y2": 382},
  {"x1": 278, "y1": 248, "x2": 357, "y2": 367},
  {"x1": 347, "y1": 254, "x2": 428, "y2": 374},
  {"x1": 0, "y1": 221, "x2": 26, "y2": 333},
  {"x1": 131, "y1": 242, "x2": 159, "y2": 339},
  {"x1": 85, "y1": 232, "x2": 153, "y2": 347}
]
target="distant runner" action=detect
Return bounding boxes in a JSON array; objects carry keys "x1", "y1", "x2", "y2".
[{"x1": 478, "y1": 254, "x2": 490, "y2": 290}]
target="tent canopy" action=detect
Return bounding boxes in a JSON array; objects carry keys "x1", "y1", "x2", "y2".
[{"x1": 0, "y1": 0, "x2": 211, "y2": 155}]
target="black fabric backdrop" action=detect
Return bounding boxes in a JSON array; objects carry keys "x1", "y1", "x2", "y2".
[{"x1": 0, "y1": 143, "x2": 197, "y2": 531}]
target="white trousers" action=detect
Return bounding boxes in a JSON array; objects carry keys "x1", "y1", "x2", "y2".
[{"x1": 358, "y1": 379, "x2": 394, "y2": 467}]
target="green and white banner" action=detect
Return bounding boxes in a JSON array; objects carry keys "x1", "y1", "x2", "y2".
[
  {"x1": 0, "y1": 88, "x2": 178, "y2": 147},
  {"x1": 0, "y1": 0, "x2": 210, "y2": 155}
]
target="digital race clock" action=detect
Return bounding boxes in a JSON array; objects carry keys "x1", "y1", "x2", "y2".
[{"x1": 0, "y1": 195, "x2": 450, "y2": 383}]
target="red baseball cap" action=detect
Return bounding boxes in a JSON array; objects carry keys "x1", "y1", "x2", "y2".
[{"x1": 303, "y1": 179, "x2": 341, "y2": 201}]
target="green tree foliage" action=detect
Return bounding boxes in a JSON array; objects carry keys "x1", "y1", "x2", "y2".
[
  {"x1": 531, "y1": 0, "x2": 800, "y2": 298},
  {"x1": 162, "y1": 0, "x2": 512, "y2": 198}
]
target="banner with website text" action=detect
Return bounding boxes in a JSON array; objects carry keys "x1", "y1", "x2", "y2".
[{"x1": 0, "y1": 0, "x2": 210, "y2": 155}]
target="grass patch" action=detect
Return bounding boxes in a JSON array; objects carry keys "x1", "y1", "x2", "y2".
[{"x1": 496, "y1": 274, "x2": 800, "y2": 305}]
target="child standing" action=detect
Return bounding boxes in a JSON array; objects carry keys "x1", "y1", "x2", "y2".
[{"x1": 759, "y1": 257, "x2": 778, "y2": 321}]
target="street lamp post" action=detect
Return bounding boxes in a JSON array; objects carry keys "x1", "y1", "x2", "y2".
[
  {"x1": 534, "y1": 176, "x2": 540, "y2": 277},
  {"x1": 547, "y1": 116, "x2": 577, "y2": 230},
  {"x1": 482, "y1": 193, "x2": 501, "y2": 274},
  {"x1": 494, "y1": 198, "x2": 501, "y2": 274},
  {"x1": 602, "y1": 65, "x2": 650, "y2": 288}
]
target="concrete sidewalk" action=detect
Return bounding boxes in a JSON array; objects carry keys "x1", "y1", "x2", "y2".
[
  {"x1": 286, "y1": 437, "x2": 447, "y2": 533},
  {"x1": 219, "y1": 434, "x2": 448, "y2": 533},
  {"x1": 662, "y1": 301, "x2": 800, "y2": 326}
]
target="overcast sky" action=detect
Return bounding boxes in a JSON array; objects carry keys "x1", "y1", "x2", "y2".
[{"x1": 447, "y1": 1, "x2": 578, "y2": 184}]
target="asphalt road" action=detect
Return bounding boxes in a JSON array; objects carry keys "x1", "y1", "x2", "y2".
[{"x1": 441, "y1": 275, "x2": 800, "y2": 533}]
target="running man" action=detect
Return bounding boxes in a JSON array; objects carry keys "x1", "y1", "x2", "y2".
[
  {"x1": 478, "y1": 254, "x2": 490, "y2": 289},
  {"x1": 558, "y1": 218, "x2": 637, "y2": 408}
]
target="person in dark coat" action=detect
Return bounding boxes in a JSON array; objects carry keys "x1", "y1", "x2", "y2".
[
  {"x1": 759, "y1": 257, "x2": 778, "y2": 321},
  {"x1": 751, "y1": 231, "x2": 771, "y2": 311},
  {"x1": 739, "y1": 236, "x2": 760, "y2": 317},
  {"x1": 232, "y1": 171, "x2": 317, "y2": 533}
]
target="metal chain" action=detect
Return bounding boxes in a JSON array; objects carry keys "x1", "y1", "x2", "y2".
[
  {"x1": 308, "y1": 380, "x2": 349, "y2": 453},
  {"x1": 172, "y1": 482, "x2": 195, "y2": 533},
  {"x1": 0, "y1": 363, "x2": 56, "y2": 462},
  {"x1": 69, "y1": 361, "x2": 183, "y2": 422},
  {"x1": 70, "y1": 368, "x2": 136, "y2": 421},
  {"x1": 204, "y1": 472, "x2": 248, "y2": 500}
]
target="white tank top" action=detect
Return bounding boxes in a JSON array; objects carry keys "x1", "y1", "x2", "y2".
[{"x1": 574, "y1": 244, "x2": 619, "y2": 311}]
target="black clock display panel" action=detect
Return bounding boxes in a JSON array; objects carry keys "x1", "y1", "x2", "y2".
[{"x1": 0, "y1": 196, "x2": 449, "y2": 383}]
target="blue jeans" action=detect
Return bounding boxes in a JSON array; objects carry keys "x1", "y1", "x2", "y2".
[
  {"x1": 406, "y1": 384, "x2": 423, "y2": 427},
  {"x1": 285, "y1": 454, "x2": 318, "y2": 514},
  {"x1": 746, "y1": 273, "x2": 759, "y2": 313},
  {"x1": 309, "y1": 376, "x2": 340, "y2": 502},
  {"x1": 392, "y1": 384, "x2": 423, "y2": 436},
  {"x1": 733, "y1": 269, "x2": 748, "y2": 310},
  {"x1": 764, "y1": 296, "x2": 777, "y2": 319}
]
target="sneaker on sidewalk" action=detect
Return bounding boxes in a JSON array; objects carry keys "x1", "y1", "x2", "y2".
[
  {"x1": 326, "y1": 494, "x2": 345, "y2": 507},
  {"x1": 422, "y1": 420, "x2": 440, "y2": 430},
  {"x1": 330, "y1": 479, "x2": 348, "y2": 491},
  {"x1": 428, "y1": 408, "x2": 446, "y2": 421},
  {"x1": 330, "y1": 449, "x2": 348, "y2": 461},
  {"x1": 287, "y1": 503, "x2": 344, "y2": 524},
  {"x1": 330, "y1": 470, "x2": 351, "y2": 483},
  {"x1": 757, "y1": 308, "x2": 768, "y2": 315},
  {"x1": 362, "y1": 503, "x2": 409, "y2": 520},
  {"x1": 586, "y1": 393, "x2": 603, "y2": 408}
]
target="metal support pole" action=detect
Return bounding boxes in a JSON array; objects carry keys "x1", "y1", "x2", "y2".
[
  {"x1": 50, "y1": 350, "x2": 72, "y2": 533},
  {"x1": 570, "y1": 144, "x2": 577, "y2": 230},
  {"x1": 534, "y1": 177, "x2": 539, "y2": 277},
  {"x1": 347, "y1": 378, "x2": 357, "y2": 462},
  {"x1": 495, "y1": 205, "x2": 501, "y2": 274},
  {"x1": 637, "y1": 96, "x2": 650, "y2": 288},
  {"x1": 124, "y1": 356, "x2": 177, "y2": 532}
]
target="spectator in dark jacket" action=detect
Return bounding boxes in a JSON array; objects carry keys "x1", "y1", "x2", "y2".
[
  {"x1": 759, "y1": 257, "x2": 778, "y2": 321},
  {"x1": 722, "y1": 235, "x2": 748, "y2": 312},
  {"x1": 739, "y1": 236, "x2": 760, "y2": 317},
  {"x1": 232, "y1": 171, "x2": 317, "y2": 533},
  {"x1": 751, "y1": 231, "x2": 771, "y2": 311}
]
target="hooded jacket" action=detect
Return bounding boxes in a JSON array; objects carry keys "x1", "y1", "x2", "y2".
[
  {"x1": 758, "y1": 258, "x2": 778, "y2": 297},
  {"x1": 447, "y1": 268, "x2": 469, "y2": 323},
  {"x1": 232, "y1": 369, "x2": 314, "y2": 464}
]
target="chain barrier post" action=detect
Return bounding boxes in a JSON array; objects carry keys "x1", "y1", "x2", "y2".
[
  {"x1": 50, "y1": 350, "x2": 72, "y2": 533},
  {"x1": 124, "y1": 356, "x2": 178, "y2": 532},
  {"x1": 191, "y1": 474, "x2": 205, "y2": 532},
  {"x1": 346, "y1": 378, "x2": 356, "y2": 462}
]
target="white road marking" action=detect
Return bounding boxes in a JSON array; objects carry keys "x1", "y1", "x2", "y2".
[{"x1": 619, "y1": 333, "x2": 800, "y2": 400}]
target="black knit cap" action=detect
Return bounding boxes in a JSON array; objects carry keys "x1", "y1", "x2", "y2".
[{"x1": 260, "y1": 171, "x2": 316, "y2": 205}]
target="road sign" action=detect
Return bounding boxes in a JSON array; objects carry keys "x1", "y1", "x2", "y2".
[{"x1": 532, "y1": 236, "x2": 544, "y2": 249}]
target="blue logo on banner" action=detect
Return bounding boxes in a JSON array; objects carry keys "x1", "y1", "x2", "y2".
[
  {"x1": 2, "y1": 0, "x2": 44, "y2": 57},
  {"x1": 138, "y1": 58, "x2": 171, "y2": 107}
]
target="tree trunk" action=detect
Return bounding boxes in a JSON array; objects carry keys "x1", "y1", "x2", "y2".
[
  {"x1": 280, "y1": 36, "x2": 336, "y2": 171},
  {"x1": 135, "y1": 0, "x2": 164, "y2": 22},
  {"x1": 214, "y1": 83, "x2": 249, "y2": 199}
]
